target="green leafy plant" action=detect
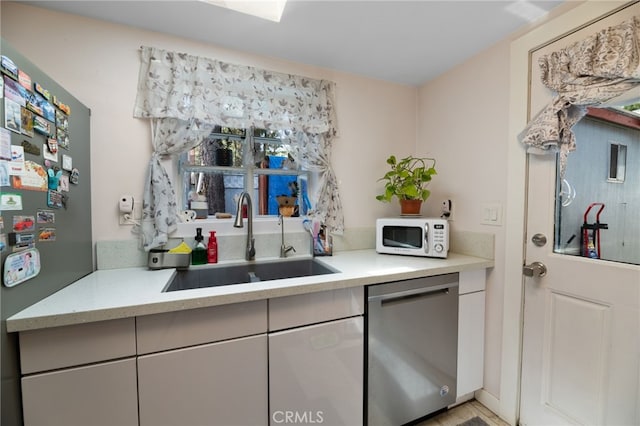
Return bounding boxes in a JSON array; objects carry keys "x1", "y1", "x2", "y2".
[{"x1": 376, "y1": 155, "x2": 437, "y2": 202}]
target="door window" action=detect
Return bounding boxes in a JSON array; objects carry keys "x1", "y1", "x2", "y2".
[{"x1": 554, "y1": 112, "x2": 639, "y2": 265}]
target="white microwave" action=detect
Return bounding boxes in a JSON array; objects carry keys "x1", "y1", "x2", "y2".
[{"x1": 376, "y1": 217, "x2": 449, "y2": 258}]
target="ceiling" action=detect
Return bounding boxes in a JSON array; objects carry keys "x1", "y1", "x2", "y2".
[{"x1": 17, "y1": 0, "x2": 566, "y2": 86}]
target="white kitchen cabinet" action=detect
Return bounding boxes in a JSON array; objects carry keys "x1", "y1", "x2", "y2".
[
  {"x1": 19, "y1": 318, "x2": 138, "y2": 425},
  {"x1": 138, "y1": 334, "x2": 268, "y2": 426},
  {"x1": 21, "y1": 358, "x2": 138, "y2": 426},
  {"x1": 456, "y1": 269, "x2": 487, "y2": 400},
  {"x1": 269, "y1": 317, "x2": 364, "y2": 426},
  {"x1": 136, "y1": 301, "x2": 269, "y2": 426}
]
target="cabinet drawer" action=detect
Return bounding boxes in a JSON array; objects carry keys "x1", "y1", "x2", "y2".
[
  {"x1": 19, "y1": 318, "x2": 136, "y2": 374},
  {"x1": 22, "y1": 358, "x2": 138, "y2": 426},
  {"x1": 136, "y1": 300, "x2": 267, "y2": 354},
  {"x1": 269, "y1": 287, "x2": 364, "y2": 331}
]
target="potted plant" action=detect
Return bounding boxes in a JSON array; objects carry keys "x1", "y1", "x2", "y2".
[{"x1": 375, "y1": 155, "x2": 437, "y2": 215}]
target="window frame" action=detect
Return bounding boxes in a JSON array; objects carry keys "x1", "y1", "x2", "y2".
[{"x1": 178, "y1": 127, "x2": 309, "y2": 218}]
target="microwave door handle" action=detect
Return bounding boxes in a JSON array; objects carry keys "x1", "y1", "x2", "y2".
[{"x1": 424, "y1": 222, "x2": 429, "y2": 254}]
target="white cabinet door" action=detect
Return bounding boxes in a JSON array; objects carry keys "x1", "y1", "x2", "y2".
[
  {"x1": 138, "y1": 334, "x2": 268, "y2": 426},
  {"x1": 21, "y1": 358, "x2": 138, "y2": 426},
  {"x1": 457, "y1": 290, "x2": 485, "y2": 398},
  {"x1": 269, "y1": 317, "x2": 363, "y2": 426}
]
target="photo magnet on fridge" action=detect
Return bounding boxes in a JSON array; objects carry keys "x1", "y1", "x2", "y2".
[
  {"x1": 47, "y1": 190, "x2": 63, "y2": 208},
  {"x1": 1, "y1": 56, "x2": 18, "y2": 79},
  {"x1": 4, "y1": 98, "x2": 22, "y2": 134}
]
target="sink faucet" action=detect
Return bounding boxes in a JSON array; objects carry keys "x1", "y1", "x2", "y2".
[
  {"x1": 234, "y1": 192, "x2": 255, "y2": 261},
  {"x1": 279, "y1": 215, "x2": 296, "y2": 258}
]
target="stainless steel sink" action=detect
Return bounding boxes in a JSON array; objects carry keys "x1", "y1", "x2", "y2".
[{"x1": 163, "y1": 258, "x2": 338, "y2": 292}]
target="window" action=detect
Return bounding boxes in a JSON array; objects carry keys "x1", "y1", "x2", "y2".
[
  {"x1": 608, "y1": 142, "x2": 627, "y2": 183},
  {"x1": 180, "y1": 126, "x2": 311, "y2": 217}
]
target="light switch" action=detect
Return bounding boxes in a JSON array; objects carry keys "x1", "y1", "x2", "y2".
[{"x1": 480, "y1": 202, "x2": 502, "y2": 226}]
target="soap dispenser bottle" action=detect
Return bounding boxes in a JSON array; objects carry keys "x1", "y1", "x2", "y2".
[
  {"x1": 207, "y1": 231, "x2": 218, "y2": 264},
  {"x1": 191, "y1": 227, "x2": 207, "y2": 265}
]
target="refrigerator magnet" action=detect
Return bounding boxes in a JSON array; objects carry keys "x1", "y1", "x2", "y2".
[
  {"x1": 5, "y1": 98, "x2": 22, "y2": 134},
  {"x1": 21, "y1": 140, "x2": 40, "y2": 156},
  {"x1": 0, "y1": 161, "x2": 8, "y2": 186},
  {"x1": 3, "y1": 248, "x2": 41, "y2": 287},
  {"x1": 1, "y1": 56, "x2": 18, "y2": 79},
  {"x1": 21, "y1": 108, "x2": 34, "y2": 138},
  {"x1": 47, "y1": 190, "x2": 63, "y2": 209},
  {"x1": 47, "y1": 138, "x2": 58, "y2": 154},
  {"x1": 36, "y1": 209, "x2": 55, "y2": 224},
  {"x1": 58, "y1": 174, "x2": 69, "y2": 192},
  {"x1": 55, "y1": 110, "x2": 68, "y2": 131},
  {"x1": 11, "y1": 161, "x2": 47, "y2": 192},
  {"x1": 62, "y1": 154, "x2": 72, "y2": 171},
  {"x1": 33, "y1": 115, "x2": 51, "y2": 136},
  {"x1": 34, "y1": 83, "x2": 51, "y2": 101},
  {"x1": 70, "y1": 168, "x2": 79, "y2": 184},
  {"x1": 38, "y1": 227, "x2": 55, "y2": 242},
  {"x1": 47, "y1": 168, "x2": 62, "y2": 190},
  {"x1": 12, "y1": 215, "x2": 35, "y2": 232},
  {"x1": 18, "y1": 70, "x2": 31, "y2": 91},
  {"x1": 57, "y1": 129, "x2": 69, "y2": 150},
  {"x1": 0, "y1": 193, "x2": 22, "y2": 210},
  {"x1": 43, "y1": 141, "x2": 58, "y2": 162}
]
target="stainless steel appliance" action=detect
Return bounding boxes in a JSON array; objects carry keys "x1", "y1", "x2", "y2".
[
  {"x1": 1, "y1": 40, "x2": 93, "y2": 422},
  {"x1": 376, "y1": 217, "x2": 449, "y2": 258},
  {"x1": 367, "y1": 274, "x2": 459, "y2": 425}
]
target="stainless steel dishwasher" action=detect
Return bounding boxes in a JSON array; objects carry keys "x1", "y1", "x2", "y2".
[{"x1": 366, "y1": 273, "x2": 459, "y2": 425}]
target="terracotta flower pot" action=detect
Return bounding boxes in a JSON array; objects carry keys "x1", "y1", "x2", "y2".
[{"x1": 400, "y1": 199, "x2": 422, "y2": 215}]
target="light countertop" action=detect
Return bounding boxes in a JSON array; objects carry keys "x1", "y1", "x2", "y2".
[{"x1": 6, "y1": 249, "x2": 494, "y2": 333}]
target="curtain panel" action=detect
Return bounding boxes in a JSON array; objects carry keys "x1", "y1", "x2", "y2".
[
  {"x1": 133, "y1": 46, "x2": 342, "y2": 250},
  {"x1": 519, "y1": 16, "x2": 640, "y2": 175}
]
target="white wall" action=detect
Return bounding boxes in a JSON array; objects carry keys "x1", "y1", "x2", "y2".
[
  {"x1": 417, "y1": 40, "x2": 510, "y2": 400},
  {"x1": 1, "y1": 2, "x2": 417, "y2": 242}
]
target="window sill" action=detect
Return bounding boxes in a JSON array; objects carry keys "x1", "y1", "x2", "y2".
[{"x1": 174, "y1": 216, "x2": 306, "y2": 238}]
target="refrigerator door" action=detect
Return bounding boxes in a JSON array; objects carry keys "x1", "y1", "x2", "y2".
[{"x1": 1, "y1": 39, "x2": 93, "y2": 422}]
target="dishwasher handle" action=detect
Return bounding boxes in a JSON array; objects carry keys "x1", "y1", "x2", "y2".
[{"x1": 368, "y1": 282, "x2": 455, "y2": 304}]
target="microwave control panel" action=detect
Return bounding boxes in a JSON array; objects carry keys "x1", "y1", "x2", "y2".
[{"x1": 427, "y1": 223, "x2": 447, "y2": 254}]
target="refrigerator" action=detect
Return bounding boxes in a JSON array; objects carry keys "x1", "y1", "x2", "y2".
[{"x1": 0, "y1": 39, "x2": 93, "y2": 424}]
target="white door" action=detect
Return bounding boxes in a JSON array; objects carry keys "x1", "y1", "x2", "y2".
[{"x1": 519, "y1": 4, "x2": 640, "y2": 426}]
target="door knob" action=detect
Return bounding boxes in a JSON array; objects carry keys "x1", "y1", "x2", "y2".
[{"x1": 523, "y1": 261, "x2": 547, "y2": 277}]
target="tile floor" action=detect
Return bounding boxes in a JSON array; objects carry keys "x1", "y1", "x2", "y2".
[{"x1": 417, "y1": 400, "x2": 510, "y2": 426}]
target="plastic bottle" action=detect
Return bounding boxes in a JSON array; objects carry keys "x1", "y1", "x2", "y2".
[
  {"x1": 207, "y1": 231, "x2": 218, "y2": 264},
  {"x1": 191, "y1": 227, "x2": 207, "y2": 265}
]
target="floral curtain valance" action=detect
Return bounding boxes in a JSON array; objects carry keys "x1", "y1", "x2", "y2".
[
  {"x1": 519, "y1": 16, "x2": 640, "y2": 175},
  {"x1": 134, "y1": 46, "x2": 337, "y2": 135},
  {"x1": 132, "y1": 46, "x2": 342, "y2": 250}
]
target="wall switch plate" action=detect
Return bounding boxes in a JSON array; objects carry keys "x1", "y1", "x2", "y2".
[{"x1": 480, "y1": 202, "x2": 502, "y2": 226}]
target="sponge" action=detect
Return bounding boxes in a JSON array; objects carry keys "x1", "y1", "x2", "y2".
[{"x1": 168, "y1": 241, "x2": 192, "y2": 254}]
